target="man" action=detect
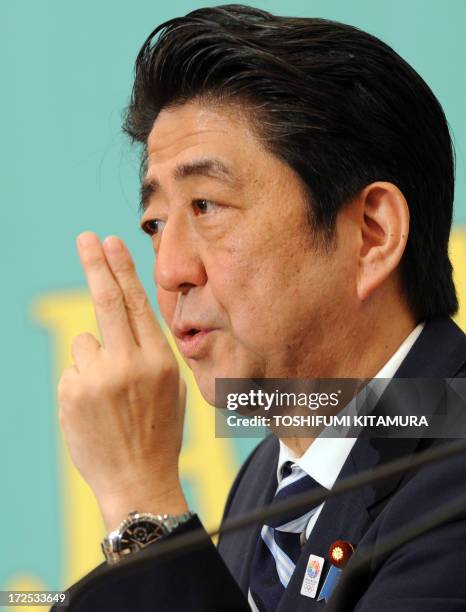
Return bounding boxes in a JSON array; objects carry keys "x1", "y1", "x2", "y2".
[{"x1": 56, "y1": 5, "x2": 466, "y2": 611}]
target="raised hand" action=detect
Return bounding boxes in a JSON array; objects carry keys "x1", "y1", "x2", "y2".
[{"x1": 58, "y1": 232, "x2": 188, "y2": 531}]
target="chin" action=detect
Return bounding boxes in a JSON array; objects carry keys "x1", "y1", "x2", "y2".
[
  {"x1": 189, "y1": 357, "x2": 237, "y2": 407},
  {"x1": 190, "y1": 356, "x2": 264, "y2": 408},
  {"x1": 193, "y1": 374, "x2": 217, "y2": 407}
]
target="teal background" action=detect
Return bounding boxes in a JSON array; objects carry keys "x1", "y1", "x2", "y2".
[{"x1": 1, "y1": 0, "x2": 465, "y2": 593}]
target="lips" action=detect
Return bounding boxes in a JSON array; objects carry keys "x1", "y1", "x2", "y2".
[
  {"x1": 173, "y1": 324, "x2": 216, "y2": 358},
  {"x1": 173, "y1": 324, "x2": 206, "y2": 340}
]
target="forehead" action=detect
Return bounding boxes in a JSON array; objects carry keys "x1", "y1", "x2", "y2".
[
  {"x1": 146, "y1": 100, "x2": 261, "y2": 164},
  {"x1": 146, "y1": 101, "x2": 270, "y2": 179}
]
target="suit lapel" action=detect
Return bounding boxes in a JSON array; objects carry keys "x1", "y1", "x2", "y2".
[
  {"x1": 281, "y1": 316, "x2": 466, "y2": 608},
  {"x1": 349, "y1": 317, "x2": 466, "y2": 513},
  {"x1": 218, "y1": 435, "x2": 280, "y2": 593},
  {"x1": 354, "y1": 317, "x2": 466, "y2": 514}
]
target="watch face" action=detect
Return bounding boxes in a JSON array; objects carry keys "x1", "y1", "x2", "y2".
[{"x1": 120, "y1": 517, "x2": 167, "y2": 552}]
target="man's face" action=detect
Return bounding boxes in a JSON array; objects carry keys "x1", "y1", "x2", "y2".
[{"x1": 140, "y1": 100, "x2": 355, "y2": 404}]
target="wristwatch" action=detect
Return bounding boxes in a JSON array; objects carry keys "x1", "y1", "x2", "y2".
[{"x1": 101, "y1": 510, "x2": 194, "y2": 564}]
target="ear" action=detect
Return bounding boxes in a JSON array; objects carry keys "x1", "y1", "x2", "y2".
[{"x1": 356, "y1": 181, "x2": 409, "y2": 302}]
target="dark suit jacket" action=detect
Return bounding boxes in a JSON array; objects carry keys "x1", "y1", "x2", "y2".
[{"x1": 59, "y1": 317, "x2": 466, "y2": 611}]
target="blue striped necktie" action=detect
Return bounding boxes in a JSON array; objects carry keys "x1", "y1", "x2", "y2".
[{"x1": 248, "y1": 462, "x2": 323, "y2": 611}]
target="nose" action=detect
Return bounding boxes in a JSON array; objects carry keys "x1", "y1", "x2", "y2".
[{"x1": 154, "y1": 214, "x2": 207, "y2": 293}]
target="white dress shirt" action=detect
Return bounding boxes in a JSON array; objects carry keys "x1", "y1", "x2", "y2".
[{"x1": 276, "y1": 322, "x2": 425, "y2": 539}]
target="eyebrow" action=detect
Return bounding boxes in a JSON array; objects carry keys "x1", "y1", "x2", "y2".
[{"x1": 139, "y1": 157, "x2": 237, "y2": 213}]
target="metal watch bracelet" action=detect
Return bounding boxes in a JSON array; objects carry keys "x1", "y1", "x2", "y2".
[{"x1": 101, "y1": 510, "x2": 194, "y2": 564}]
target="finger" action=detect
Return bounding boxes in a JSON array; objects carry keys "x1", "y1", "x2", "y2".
[
  {"x1": 57, "y1": 364, "x2": 79, "y2": 401},
  {"x1": 71, "y1": 332, "x2": 101, "y2": 371},
  {"x1": 102, "y1": 235, "x2": 165, "y2": 347},
  {"x1": 59, "y1": 364, "x2": 79, "y2": 382},
  {"x1": 77, "y1": 232, "x2": 136, "y2": 351},
  {"x1": 177, "y1": 378, "x2": 187, "y2": 418}
]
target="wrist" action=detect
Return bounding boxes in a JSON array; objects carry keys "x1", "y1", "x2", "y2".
[{"x1": 98, "y1": 479, "x2": 188, "y2": 532}]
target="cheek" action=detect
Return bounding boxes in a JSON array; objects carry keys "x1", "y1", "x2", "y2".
[
  {"x1": 218, "y1": 249, "x2": 319, "y2": 332},
  {"x1": 209, "y1": 256, "x2": 279, "y2": 342}
]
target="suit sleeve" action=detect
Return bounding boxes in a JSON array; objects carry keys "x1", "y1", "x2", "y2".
[{"x1": 57, "y1": 515, "x2": 250, "y2": 612}]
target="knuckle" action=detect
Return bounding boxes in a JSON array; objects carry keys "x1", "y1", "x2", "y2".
[
  {"x1": 123, "y1": 287, "x2": 148, "y2": 317},
  {"x1": 71, "y1": 332, "x2": 95, "y2": 351},
  {"x1": 106, "y1": 348, "x2": 133, "y2": 374},
  {"x1": 95, "y1": 288, "x2": 122, "y2": 312},
  {"x1": 113, "y1": 258, "x2": 134, "y2": 275},
  {"x1": 128, "y1": 351, "x2": 177, "y2": 386},
  {"x1": 99, "y1": 357, "x2": 132, "y2": 392},
  {"x1": 112, "y1": 365, "x2": 133, "y2": 390},
  {"x1": 85, "y1": 378, "x2": 106, "y2": 399},
  {"x1": 57, "y1": 369, "x2": 79, "y2": 403},
  {"x1": 57, "y1": 367, "x2": 73, "y2": 390}
]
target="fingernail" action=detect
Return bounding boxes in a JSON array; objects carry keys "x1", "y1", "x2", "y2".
[
  {"x1": 103, "y1": 236, "x2": 123, "y2": 254},
  {"x1": 77, "y1": 232, "x2": 99, "y2": 248}
]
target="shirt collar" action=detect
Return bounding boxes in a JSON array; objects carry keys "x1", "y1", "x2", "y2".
[{"x1": 277, "y1": 322, "x2": 425, "y2": 489}]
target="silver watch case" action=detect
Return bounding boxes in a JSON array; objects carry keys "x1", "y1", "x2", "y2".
[{"x1": 102, "y1": 510, "x2": 193, "y2": 564}]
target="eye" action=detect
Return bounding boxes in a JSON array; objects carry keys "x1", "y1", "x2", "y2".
[
  {"x1": 193, "y1": 199, "x2": 220, "y2": 215},
  {"x1": 141, "y1": 219, "x2": 166, "y2": 237}
]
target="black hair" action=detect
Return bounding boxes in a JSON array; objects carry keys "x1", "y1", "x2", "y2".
[{"x1": 123, "y1": 4, "x2": 458, "y2": 320}]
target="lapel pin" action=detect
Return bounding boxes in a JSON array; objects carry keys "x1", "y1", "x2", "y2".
[
  {"x1": 300, "y1": 554, "x2": 325, "y2": 599},
  {"x1": 317, "y1": 540, "x2": 355, "y2": 603},
  {"x1": 329, "y1": 540, "x2": 355, "y2": 568}
]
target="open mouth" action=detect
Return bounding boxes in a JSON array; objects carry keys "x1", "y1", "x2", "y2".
[
  {"x1": 176, "y1": 327, "x2": 214, "y2": 358},
  {"x1": 173, "y1": 324, "x2": 215, "y2": 358}
]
